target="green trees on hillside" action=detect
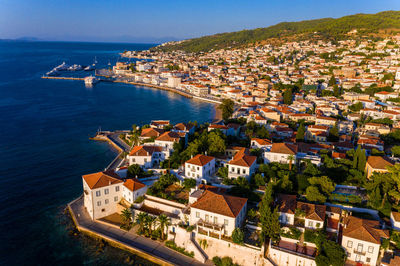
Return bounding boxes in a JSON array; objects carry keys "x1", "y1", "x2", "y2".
[{"x1": 155, "y1": 11, "x2": 400, "y2": 52}]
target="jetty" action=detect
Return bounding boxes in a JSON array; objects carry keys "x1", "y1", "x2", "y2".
[{"x1": 41, "y1": 76, "x2": 85, "y2": 81}]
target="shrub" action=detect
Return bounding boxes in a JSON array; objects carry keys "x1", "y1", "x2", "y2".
[
  {"x1": 231, "y1": 228, "x2": 244, "y2": 244},
  {"x1": 134, "y1": 195, "x2": 145, "y2": 203},
  {"x1": 304, "y1": 229, "x2": 319, "y2": 243},
  {"x1": 212, "y1": 256, "x2": 239, "y2": 266},
  {"x1": 280, "y1": 227, "x2": 302, "y2": 240},
  {"x1": 165, "y1": 240, "x2": 194, "y2": 258}
]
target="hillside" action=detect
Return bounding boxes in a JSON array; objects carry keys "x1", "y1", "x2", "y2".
[{"x1": 154, "y1": 11, "x2": 400, "y2": 53}]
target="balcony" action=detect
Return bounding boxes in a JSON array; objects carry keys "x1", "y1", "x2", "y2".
[{"x1": 353, "y1": 249, "x2": 366, "y2": 256}]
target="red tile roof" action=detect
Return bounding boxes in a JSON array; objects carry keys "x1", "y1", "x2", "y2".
[
  {"x1": 83, "y1": 171, "x2": 123, "y2": 190},
  {"x1": 186, "y1": 154, "x2": 215, "y2": 166},
  {"x1": 191, "y1": 190, "x2": 247, "y2": 218},
  {"x1": 123, "y1": 178, "x2": 146, "y2": 192},
  {"x1": 343, "y1": 216, "x2": 389, "y2": 244}
]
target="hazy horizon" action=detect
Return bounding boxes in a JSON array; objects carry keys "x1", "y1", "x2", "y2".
[{"x1": 1, "y1": 0, "x2": 400, "y2": 43}]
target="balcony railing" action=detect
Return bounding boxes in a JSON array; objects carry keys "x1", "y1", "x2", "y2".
[
  {"x1": 197, "y1": 219, "x2": 224, "y2": 231},
  {"x1": 353, "y1": 249, "x2": 366, "y2": 256}
]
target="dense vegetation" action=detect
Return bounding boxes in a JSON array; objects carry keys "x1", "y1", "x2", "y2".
[{"x1": 155, "y1": 11, "x2": 400, "y2": 52}]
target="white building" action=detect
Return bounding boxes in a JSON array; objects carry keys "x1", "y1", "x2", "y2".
[
  {"x1": 82, "y1": 171, "x2": 123, "y2": 220},
  {"x1": 341, "y1": 216, "x2": 389, "y2": 265},
  {"x1": 122, "y1": 178, "x2": 147, "y2": 204},
  {"x1": 184, "y1": 154, "x2": 216, "y2": 183},
  {"x1": 227, "y1": 151, "x2": 257, "y2": 180},
  {"x1": 154, "y1": 131, "x2": 181, "y2": 158},
  {"x1": 264, "y1": 143, "x2": 297, "y2": 164},
  {"x1": 190, "y1": 189, "x2": 247, "y2": 236},
  {"x1": 127, "y1": 145, "x2": 164, "y2": 169}
]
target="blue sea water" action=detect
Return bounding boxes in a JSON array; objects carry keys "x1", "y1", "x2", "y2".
[{"x1": 0, "y1": 41, "x2": 214, "y2": 265}]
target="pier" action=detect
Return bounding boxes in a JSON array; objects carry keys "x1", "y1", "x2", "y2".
[{"x1": 41, "y1": 76, "x2": 85, "y2": 81}]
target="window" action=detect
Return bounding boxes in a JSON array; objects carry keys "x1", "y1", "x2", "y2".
[
  {"x1": 196, "y1": 212, "x2": 200, "y2": 218},
  {"x1": 205, "y1": 214, "x2": 209, "y2": 222},
  {"x1": 144, "y1": 158, "x2": 147, "y2": 163},
  {"x1": 308, "y1": 221, "x2": 313, "y2": 227},
  {"x1": 347, "y1": 241, "x2": 353, "y2": 248},
  {"x1": 366, "y1": 258, "x2": 371, "y2": 263},
  {"x1": 357, "y1": 243, "x2": 363, "y2": 252},
  {"x1": 96, "y1": 191, "x2": 101, "y2": 197},
  {"x1": 105, "y1": 199, "x2": 109, "y2": 204},
  {"x1": 115, "y1": 186, "x2": 120, "y2": 192},
  {"x1": 104, "y1": 188, "x2": 109, "y2": 195},
  {"x1": 114, "y1": 196, "x2": 118, "y2": 202},
  {"x1": 368, "y1": 246, "x2": 374, "y2": 253},
  {"x1": 224, "y1": 219, "x2": 228, "y2": 226},
  {"x1": 214, "y1": 217, "x2": 218, "y2": 224},
  {"x1": 242, "y1": 169, "x2": 246, "y2": 174},
  {"x1": 97, "y1": 201, "x2": 101, "y2": 206}
]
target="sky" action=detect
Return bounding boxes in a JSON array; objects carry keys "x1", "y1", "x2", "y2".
[{"x1": 0, "y1": 0, "x2": 400, "y2": 43}]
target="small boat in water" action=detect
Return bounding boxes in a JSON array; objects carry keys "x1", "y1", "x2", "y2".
[
  {"x1": 84, "y1": 75, "x2": 99, "y2": 85},
  {"x1": 68, "y1": 64, "x2": 82, "y2": 71},
  {"x1": 84, "y1": 65, "x2": 94, "y2": 71}
]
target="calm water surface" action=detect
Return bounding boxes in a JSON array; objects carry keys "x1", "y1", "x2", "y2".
[{"x1": 0, "y1": 41, "x2": 214, "y2": 265}]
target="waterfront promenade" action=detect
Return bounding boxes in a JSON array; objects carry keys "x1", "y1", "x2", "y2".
[{"x1": 68, "y1": 196, "x2": 206, "y2": 266}]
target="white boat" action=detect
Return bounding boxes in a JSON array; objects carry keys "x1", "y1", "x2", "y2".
[
  {"x1": 68, "y1": 64, "x2": 82, "y2": 71},
  {"x1": 54, "y1": 62, "x2": 69, "y2": 71},
  {"x1": 84, "y1": 76, "x2": 99, "y2": 85},
  {"x1": 84, "y1": 65, "x2": 94, "y2": 71}
]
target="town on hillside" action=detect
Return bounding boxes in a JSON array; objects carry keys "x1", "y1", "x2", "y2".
[{"x1": 80, "y1": 36, "x2": 400, "y2": 266}]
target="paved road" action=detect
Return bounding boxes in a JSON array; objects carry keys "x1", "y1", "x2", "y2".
[
  {"x1": 69, "y1": 197, "x2": 205, "y2": 266},
  {"x1": 108, "y1": 133, "x2": 131, "y2": 152}
]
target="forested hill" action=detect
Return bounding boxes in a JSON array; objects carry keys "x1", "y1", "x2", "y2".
[{"x1": 154, "y1": 11, "x2": 400, "y2": 53}]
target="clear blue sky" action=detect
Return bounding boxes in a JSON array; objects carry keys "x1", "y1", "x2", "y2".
[{"x1": 1, "y1": 0, "x2": 399, "y2": 43}]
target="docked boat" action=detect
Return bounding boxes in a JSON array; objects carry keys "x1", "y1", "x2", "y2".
[
  {"x1": 68, "y1": 64, "x2": 82, "y2": 71},
  {"x1": 84, "y1": 65, "x2": 94, "y2": 71},
  {"x1": 84, "y1": 76, "x2": 99, "y2": 85}
]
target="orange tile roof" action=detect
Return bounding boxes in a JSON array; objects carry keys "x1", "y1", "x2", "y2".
[
  {"x1": 252, "y1": 138, "x2": 272, "y2": 146},
  {"x1": 228, "y1": 150, "x2": 256, "y2": 167},
  {"x1": 186, "y1": 154, "x2": 215, "y2": 166},
  {"x1": 129, "y1": 145, "x2": 163, "y2": 156},
  {"x1": 343, "y1": 216, "x2": 389, "y2": 244},
  {"x1": 270, "y1": 143, "x2": 297, "y2": 155},
  {"x1": 156, "y1": 131, "x2": 181, "y2": 142},
  {"x1": 191, "y1": 190, "x2": 247, "y2": 218},
  {"x1": 140, "y1": 128, "x2": 164, "y2": 138},
  {"x1": 367, "y1": 156, "x2": 393, "y2": 170},
  {"x1": 297, "y1": 202, "x2": 326, "y2": 221},
  {"x1": 123, "y1": 178, "x2": 146, "y2": 192},
  {"x1": 83, "y1": 171, "x2": 123, "y2": 190},
  {"x1": 276, "y1": 194, "x2": 297, "y2": 214}
]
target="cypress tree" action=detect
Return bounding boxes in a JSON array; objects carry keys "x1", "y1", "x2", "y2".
[
  {"x1": 296, "y1": 123, "x2": 305, "y2": 141},
  {"x1": 353, "y1": 146, "x2": 360, "y2": 169},
  {"x1": 358, "y1": 148, "x2": 366, "y2": 172}
]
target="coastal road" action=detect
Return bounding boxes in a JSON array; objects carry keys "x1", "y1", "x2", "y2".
[
  {"x1": 69, "y1": 197, "x2": 206, "y2": 266},
  {"x1": 108, "y1": 133, "x2": 131, "y2": 152}
]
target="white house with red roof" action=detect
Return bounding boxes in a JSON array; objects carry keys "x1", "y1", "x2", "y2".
[
  {"x1": 190, "y1": 189, "x2": 247, "y2": 236},
  {"x1": 250, "y1": 138, "x2": 272, "y2": 150},
  {"x1": 122, "y1": 178, "x2": 147, "y2": 204},
  {"x1": 184, "y1": 154, "x2": 216, "y2": 183},
  {"x1": 226, "y1": 150, "x2": 257, "y2": 180},
  {"x1": 82, "y1": 171, "x2": 123, "y2": 220},
  {"x1": 127, "y1": 145, "x2": 164, "y2": 168},
  {"x1": 264, "y1": 143, "x2": 298, "y2": 164},
  {"x1": 375, "y1": 91, "x2": 398, "y2": 102},
  {"x1": 154, "y1": 131, "x2": 181, "y2": 158}
]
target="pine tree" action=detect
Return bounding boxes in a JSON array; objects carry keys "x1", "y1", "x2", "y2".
[{"x1": 353, "y1": 146, "x2": 360, "y2": 169}]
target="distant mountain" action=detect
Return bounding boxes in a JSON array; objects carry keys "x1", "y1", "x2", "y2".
[
  {"x1": 0, "y1": 37, "x2": 42, "y2": 42},
  {"x1": 155, "y1": 10, "x2": 400, "y2": 52}
]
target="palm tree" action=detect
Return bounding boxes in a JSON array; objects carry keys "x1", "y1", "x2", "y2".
[
  {"x1": 120, "y1": 208, "x2": 133, "y2": 230},
  {"x1": 130, "y1": 133, "x2": 140, "y2": 147},
  {"x1": 157, "y1": 214, "x2": 171, "y2": 240},
  {"x1": 135, "y1": 212, "x2": 148, "y2": 233},
  {"x1": 287, "y1": 154, "x2": 295, "y2": 171},
  {"x1": 145, "y1": 215, "x2": 156, "y2": 236}
]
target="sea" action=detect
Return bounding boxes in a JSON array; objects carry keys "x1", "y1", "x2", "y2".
[{"x1": 0, "y1": 41, "x2": 215, "y2": 265}]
